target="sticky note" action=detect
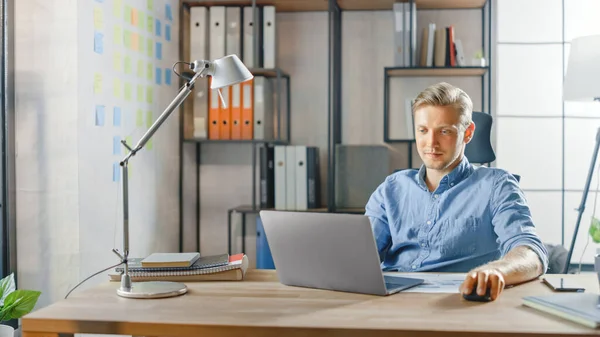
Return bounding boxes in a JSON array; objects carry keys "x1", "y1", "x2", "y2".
[
  {"x1": 147, "y1": 62, "x2": 153, "y2": 80},
  {"x1": 113, "y1": 136, "x2": 122, "y2": 155},
  {"x1": 132, "y1": 32, "x2": 139, "y2": 51},
  {"x1": 147, "y1": 0, "x2": 153, "y2": 11},
  {"x1": 147, "y1": 138, "x2": 153, "y2": 150},
  {"x1": 147, "y1": 38, "x2": 153, "y2": 58},
  {"x1": 155, "y1": 18, "x2": 161, "y2": 37},
  {"x1": 137, "y1": 84, "x2": 144, "y2": 102},
  {"x1": 124, "y1": 30, "x2": 131, "y2": 48},
  {"x1": 113, "y1": 162, "x2": 120, "y2": 182},
  {"x1": 94, "y1": 7, "x2": 103, "y2": 29},
  {"x1": 113, "y1": 25, "x2": 122, "y2": 45},
  {"x1": 155, "y1": 67, "x2": 162, "y2": 85},
  {"x1": 113, "y1": 78, "x2": 122, "y2": 98},
  {"x1": 131, "y1": 8, "x2": 138, "y2": 26},
  {"x1": 124, "y1": 82, "x2": 132, "y2": 101},
  {"x1": 113, "y1": 107, "x2": 122, "y2": 127},
  {"x1": 126, "y1": 136, "x2": 132, "y2": 149},
  {"x1": 138, "y1": 12, "x2": 145, "y2": 30},
  {"x1": 165, "y1": 68, "x2": 172, "y2": 85},
  {"x1": 146, "y1": 86, "x2": 153, "y2": 104},
  {"x1": 113, "y1": 53, "x2": 122, "y2": 71},
  {"x1": 166, "y1": 4, "x2": 172, "y2": 21},
  {"x1": 95, "y1": 105, "x2": 105, "y2": 126},
  {"x1": 165, "y1": 25, "x2": 171, "y2": 41},
  {"x1": 155, "y1": 42, "x2": 162, "y2": 60},
  {"x1": 113, "y1": 0, "x2": 122, "y2": 17},
  {"x1": 93, "y1": 32, "x2": 104, "y2": 54},
  {"x1": 137, "y1": 59, "x2": 144, "y2": 78},
  {"x1": 147, "y1": 15, "x2": 154, "y2": 33},
  {"x1": 146, "y1": 111, "x2": 153, "y2": 128},
  {"x1": 94, "y1": 73, "x2": 102, "y2": 94},
  {"x1": 136, "y1": 109, "x2": 144, "y2": 127},
  {"x1": 124, "y1": 5, "x2": 132, "y2": 23},
  {"x1": 124, "y1": 56, "x2": 132, "y2": 74}
]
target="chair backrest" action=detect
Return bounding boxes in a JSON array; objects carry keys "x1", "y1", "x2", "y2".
[{"x1": 464, "y1": 111, "x2": 496, "y2": 164}]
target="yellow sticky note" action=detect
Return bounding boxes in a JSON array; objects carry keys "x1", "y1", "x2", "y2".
[
  {"x1": 113, "y1": 53, "x2": 122, "y2": 72},
  {"x1": 146, "y1": 62, "x2": 153, "y2": 80},
  {"x1": 147, "y1": 15, "x2": 154, "y2": 33},
  {"x1": 137, "y1": 84, "x2": 144, "y2": 102},
  {"x1": 146, "y1": 138, "x2": 153, "y2": 150},
  {"x1": 131, "y1": 8, "x2": 138, "y2": 26},
  {"x1": 93, "y1": 73, "x2": 102, "y2": 94},
  {"x1": 132, "y1": 32, "x2": 139, "y2": 51},
  {"x1": 137, "y1": 59, "x2": 144, "y2": 78},
  {"x1": 123, "y1": 30, "x2": 131, "y2": 48},
  {"x1": 146, "y1": 111, "x2": 153, "y2": 128},
  {"x1": 147, "y1": 0, "x2": 153, "y2": 11},
  {"x1": 113, "y1": 78, "x2": 122, "y2": 98},
  {"x1": 124, "y1": 82, "x2": 132, "y2": 101},
  {"x1": 146, "y1": 86, "x2": 153, "y2": 104},
  {"x1": 94, "y1": 7, "x2": 103, "y2": 30},
  {"x1": 124, "y1": 56, "x2": 132, "y2": 74},
  {"x1": 136, "y1": 109, "x2": 143, "y2": 127},
  {"x1": 113, "y1": 26, "x2": 122, "y2": 45},
  {"x1": 147, "y1": 38, "x2": 153, "y2": 58},
  {"x1": 113, "y1": 0, "x2": 122, "y2": 17},
  {"x1": 124, "y1": 5, "x2": 132, "y2": 23}
]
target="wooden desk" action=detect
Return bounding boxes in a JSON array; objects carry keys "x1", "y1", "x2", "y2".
[{"x1": 22, "y1": 270, "x2": 600, "y2": 337}]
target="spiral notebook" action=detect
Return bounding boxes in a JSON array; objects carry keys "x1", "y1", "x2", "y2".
[{"x1": 115, "y1": 253, "x2": 229, "y2": 273}]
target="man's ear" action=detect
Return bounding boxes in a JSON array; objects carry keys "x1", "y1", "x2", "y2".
[{"x1": 464, "y1": 122, "x2": 476, "y2": 144}]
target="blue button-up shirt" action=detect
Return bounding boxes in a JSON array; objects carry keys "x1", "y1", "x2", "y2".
[{"x1": 365, "y1": 156, "x2": 548, "y2": 273}]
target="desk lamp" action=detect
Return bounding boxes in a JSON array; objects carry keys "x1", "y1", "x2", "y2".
[
  {"x1": 562, "y1": 34, "x2": 600, "y2": 274},
  {"x1": 113, "y1": 54, "x2": 253, "y2": 298}
]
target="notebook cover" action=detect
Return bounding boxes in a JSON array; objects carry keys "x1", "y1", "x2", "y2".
[
  {"x1": 522, "y1": 293, "x2": 600, "y2": 329},
  {"x1": 141, "y1": 252, "x2": 200, "y2": 268}
]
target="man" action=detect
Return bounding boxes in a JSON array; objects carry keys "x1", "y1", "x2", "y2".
[{"x1": 365, "y1": 82, "x2": 548, "y2": 301}]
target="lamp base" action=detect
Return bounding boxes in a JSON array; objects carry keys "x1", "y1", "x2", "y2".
[{"x1": 116, "y1": 281, "x2": 187, "y2": 299}]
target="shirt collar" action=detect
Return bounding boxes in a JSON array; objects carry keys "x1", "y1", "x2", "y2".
[{"x1": 416, "y1": 156, "x2": 473, "y2": 191}]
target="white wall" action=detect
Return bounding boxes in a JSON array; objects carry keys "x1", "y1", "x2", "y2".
[{"x1": 495, "y1": 0, "x2": 600, "y2": 264}]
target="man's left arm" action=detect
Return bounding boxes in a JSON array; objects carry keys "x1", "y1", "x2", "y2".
[{"x1": 460, "y1": 172, "x2": 548, "y2": 300}]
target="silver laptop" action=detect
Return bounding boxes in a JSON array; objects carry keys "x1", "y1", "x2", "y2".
[{"x1": 259, "y1": 210, "x2": 424, "y2": 296}]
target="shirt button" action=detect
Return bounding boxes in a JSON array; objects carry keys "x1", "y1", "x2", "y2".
[
  {"x1": 421, "y1": 243, "x2": 426, "y2": 247},
  {"x1": 450, "y1": 183, "x2": 454, "y2": 186},
  {"x1": 426, "y1": 220, "x2": 431, "y2": 225},
  {"x1": 411, "y1": 265, "x2": 417, "y2": 269},
  {"x1": 433, "y1": 194, "x2": 438, "y2": 198}
]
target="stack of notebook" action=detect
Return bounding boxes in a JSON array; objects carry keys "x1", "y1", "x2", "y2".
[{"x1": 108, "y1": 252, "x2": 248, "y2": 282}]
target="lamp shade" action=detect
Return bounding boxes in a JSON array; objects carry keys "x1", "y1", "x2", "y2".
[
  {"x1": 563, "y1": 34, "x2": 600, "y2": 101},
  {"x1": 209, "y1": 54, "x2": 253, "y2": 89}
]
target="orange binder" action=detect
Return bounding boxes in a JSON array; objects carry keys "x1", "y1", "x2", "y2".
[
  {"x1": 219, "y1": 86, "x2": 231, "y2": 139},
  {"x1": 208, "y1": 78, "x2": 220, "y2": 139},
  {"x1": 241, "y1": 78, "x2": 254, "y2": 140},
  {"x1": 230, "y1": 84, "x2": 242, "y2": 139}
]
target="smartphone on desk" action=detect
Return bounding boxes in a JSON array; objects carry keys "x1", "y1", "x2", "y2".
[{"x1": 542, "y1": 276, "x2": 585, "y2": 292}]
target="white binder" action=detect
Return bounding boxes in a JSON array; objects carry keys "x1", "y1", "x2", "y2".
[
  {"x1": 274, "y1": 145, "x2": 286, "y2": 210},
  {"x1": 190, "y1": 7, "x2": 208, "y2": 138},
  {"x1": 392, "y1": 2, "x2": 404, "y2": 67},
  {"x1": 243, "y1": 6, "x2": 259, "y2": 68},
  {"x1": 262, "y1": 6, "x2": 276, "y2": 68},
  {"x1": 209, "y1": 6, "x2": 226, "y2": 60},
  {"x1": 253, "y1": 76, "x2": 273, "y2": 140},
  {"x1": 295, "y1": 145, "x2": 308, "y2": 211},
  {"x1": 225, "y1": 7, "x2": 241, "y2": 56},
  {"x1": 285, "y1": 145, "x2": 296, "y2": 210}
]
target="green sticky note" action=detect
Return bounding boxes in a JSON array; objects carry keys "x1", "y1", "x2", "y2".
[
  {"x1": 113, "y1": 78, "x2": 121, "y2": 98},
  {"x1": 137, "y1": 84, "x2": 144, "y2": 102},
  {"x1": 93, "y1": 73, "x2": 102, "y2": 94},
  {"x1": 137, "y1": 59, "x2": 144, "y2": 78},
  {"x1": 589, "y1": 216, "x2": 600, "y2": 243},
  {"x1": 124, "y1": 5, "x2": 132, "y2": 23},
  {"x1": 146, "y1": 110, "x2": 153, "y2": 128},
  {"x1": 147, "y1": 0, "x2": 153, "y2": 11},
  {"x1": 147, "y1": 15, "x2": 154, "y2": 33},
  {"x1": 147, "y1": 38, "x2": 153, "y2": 58},
  {"x1": 124, "y1": 82, "x2": 132, "y2": 101},
  {"x1": 124, "y1": 56, "x2": 132, "y2": 74},
  {"x1": 113, "y1": 53, "x2": 121, "y2": 72},
  {"x1": 138, "y1": 12, "x2": 145, "y2": 30},
  {"x1": 146, "y1": 86, "x2": 153, "y2": 104},
  {"x1": 136, "y1": 109, "x2": 144, "y2": 127},
  {"x1": 147, "y1": 62, "x2": 153, "y2": 80},
  {"x1": 113, "y1": 26, "x2": 122, "y2": 45},
  {"x1": 146, "y1": 138, "x2": 153, "y2": 150},
  {"x1": 113, "y1": 0, "x2": 122, "y2": 17},
  {"x1": 124, "y1": 30, "x2": 131, "y2": 48}
]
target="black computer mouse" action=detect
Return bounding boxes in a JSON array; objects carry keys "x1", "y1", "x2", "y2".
[{"x1": 462, "y1": 286, "x2": 492, "y2": 302}]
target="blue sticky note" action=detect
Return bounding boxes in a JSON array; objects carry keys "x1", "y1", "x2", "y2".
[
  {"x1": 155, "y1": 67, "x2": 162, "y2": 85},
  {"x1": 95, "y1": 105, "x2": 105, "y2": 126},
  {"x1": 155, "y1": 18, "x2": 161, "y2": 37},
  {"x1": 113, "y1": 106, "x2": 121, "y2": 126},
  {"x1": 165, "y1": 68, "x2": 171, "y2": 85},
  {"x1": 94, "y1": 32, "x2": 104, "y2": 54},
  {"x1": 165, "y1": 4, "x2": 172, "y2": 21},
  {"x1": 155, "y1": 42, "x2": 162, "y2": 60},
  {"x1": 113, "y1": 136, "x2": 121, "y2": 155},
  {"x1": 113, "y1": 162, "x2": 120, "y2": 182},
  {"x1": 165, "y1": 25, "x2": 171, "y2": 41}
]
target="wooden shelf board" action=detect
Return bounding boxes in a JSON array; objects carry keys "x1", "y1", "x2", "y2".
[
  {"x1": 182, "y1": 0, "x2": 328, "y2": 12},
  {"x1": 386, "y1": 67, "x2": 488, "y2": 77},
  {"x1": 230, "y1": 205, "x2": 330, "y2": 213},
  {"x1": 183, "y1": 138, "x2": 288, "y2": 144},
  {"x1": 338, "y1": 0, "x2": 486, "y2": 10}
]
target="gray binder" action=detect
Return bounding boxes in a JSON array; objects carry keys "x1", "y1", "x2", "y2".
[
  {"x1": 253, "y1": 76, "x2": 273, "y2": 140},
  {"x1": 190, "y1": 7, "x2": 208, "y2": 138}
]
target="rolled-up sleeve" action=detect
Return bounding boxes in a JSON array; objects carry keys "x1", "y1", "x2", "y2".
[
  {"x1": 490, "y1": 171, "x2": 549, "y2": 274},
  {"x1": 365, "y1": 178, "x2": 392, "y2": 263}
]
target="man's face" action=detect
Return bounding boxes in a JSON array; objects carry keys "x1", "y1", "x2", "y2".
[{"x1": 414, "y1": 105, "x2": 474, "y2": 173}]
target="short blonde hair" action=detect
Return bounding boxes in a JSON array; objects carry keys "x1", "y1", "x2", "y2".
[{"x1": 412, "y1": 82, "x2": 473, "y2": 130}]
